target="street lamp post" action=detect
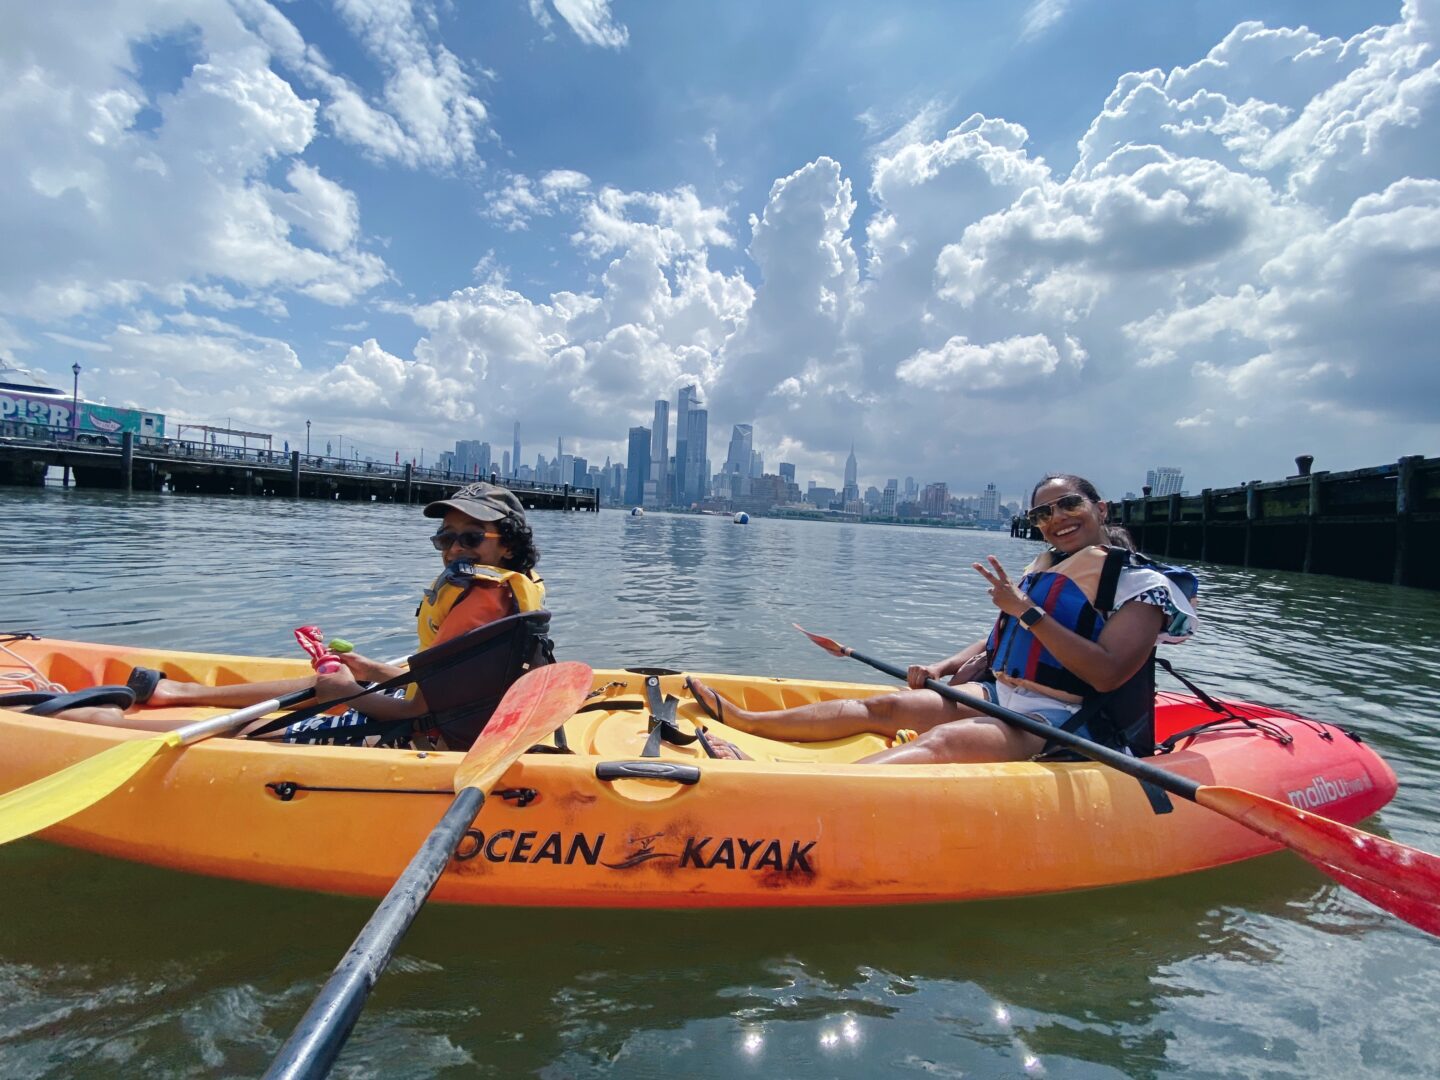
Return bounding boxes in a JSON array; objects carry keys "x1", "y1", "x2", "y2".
[
  {"x1": 70, "y1": 363, "x2": 81, "y2": 442},
  {"x1": 306, "y1": 420, "x2": 311, "y2": 456}
]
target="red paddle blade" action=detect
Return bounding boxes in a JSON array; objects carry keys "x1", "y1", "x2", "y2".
[
  {"x1": 793, "y1": 624, "x2": 849, "y2": 657},
  {"x1": 1197, "y1": 785, "x2": 1440, "y2": 911},
  {"x1": 453, "y1": 662, "x2": 592, "y2": 793},
  {"x1": 1304, "y1": 857, "x2": 1440, "y2": 936}
]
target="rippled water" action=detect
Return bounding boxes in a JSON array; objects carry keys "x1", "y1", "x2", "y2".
[{"x1": 2, "y1": 488, "x2": 1438, "y2": 1078}]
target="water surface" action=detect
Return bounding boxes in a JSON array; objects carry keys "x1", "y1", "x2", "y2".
[{"x1": 2, "y1": 489, "x2": 1437, "y2": 1078}]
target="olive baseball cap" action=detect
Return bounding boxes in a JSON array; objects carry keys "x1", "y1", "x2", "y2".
[{"x1": 423, "y1": 481, "x2": 526, "y2": 523}]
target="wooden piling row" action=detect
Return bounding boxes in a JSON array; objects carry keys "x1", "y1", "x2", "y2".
[{"x1": 1119, "y1": 455, "x2": 1438, "y2": 590}]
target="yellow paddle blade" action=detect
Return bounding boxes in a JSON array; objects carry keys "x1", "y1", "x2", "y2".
[
  {"x1": 0, "y1": 731, "x2": 182, "y2": 847},
  {"x1": 454, "y1": 662, "x2": 593, "y2": 793}
]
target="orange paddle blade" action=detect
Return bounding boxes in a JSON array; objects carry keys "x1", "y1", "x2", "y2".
[
  {"x1": 453, "y1": 661, "x2": 592, "y2": 793},
  {"x1": 1197, "y1": 785, "x2": 1440, "y2": 905},
  {"x1": 793, "y1": 624, "x2": 849, "y2": 657}
]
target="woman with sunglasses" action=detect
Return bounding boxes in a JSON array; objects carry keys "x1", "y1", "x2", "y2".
[
  {"x1": 111, "y1": 483, "x2": 545, "y2": 745},
  {"x1": 688, "y1": 473, "x2": 1197, "y2": 764}
]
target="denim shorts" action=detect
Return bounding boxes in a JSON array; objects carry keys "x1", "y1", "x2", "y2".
[{"x1": 980, "y1": 679, "x2": 1090, "y2": 737}]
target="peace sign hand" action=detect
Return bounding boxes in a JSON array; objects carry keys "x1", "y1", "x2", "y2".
[{"x1": 972, "y1": 556, "x2": 1032, "y2": 617}]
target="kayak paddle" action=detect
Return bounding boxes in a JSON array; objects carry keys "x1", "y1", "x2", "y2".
[
  {"x1": 796, "y1": 625, "x2": 1440, "y2": 936},
  {"x1": 264, "y1": 660, "x2": 593, "y2": 1080},
  {"x1": 0, "y1": 687, "x2": 316, "y2": 847}
]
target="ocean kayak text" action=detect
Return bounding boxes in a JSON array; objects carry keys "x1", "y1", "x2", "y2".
[{"x1": 453, "y1": 829, "x2": 817, "y2": 873}]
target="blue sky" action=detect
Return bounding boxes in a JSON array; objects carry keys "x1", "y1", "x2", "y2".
[{"x1": 1, "y1": 0, "x2": 1434, "y2": 499}]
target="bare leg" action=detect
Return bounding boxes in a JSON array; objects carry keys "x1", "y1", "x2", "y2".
[
  {"x1": 858, "y1": 716, "x2": 1046, "y2": 764},
  {"x1": 686, "y1": 676, "x2": 986, "y2": 742},
  {"x1": 43, "y1": 706, "x2": 130, "y2": 726},
  {"x1": 148, "y1": 675, "x2": 315, "y2": 709}
]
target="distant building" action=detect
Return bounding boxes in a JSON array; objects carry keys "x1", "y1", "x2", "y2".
[
  {"x1": 842, "y1": 446, "x2": 859, "y2": 505},
  {"x1": 512, "y1": 422, "x2": 521, "y2": 478},
  {"x1": 881, "y1": 479, "x2": 897, "y2": 517},
  {"x1": 921, "y1": 482, "x2": 950, "y2": 518},
  {"x1": 625, "y1": 426, "x2": 650, "y2": 505},
  {"x1": 501, "y1": 450, "x2": 511, "y2": 476},
  {"x1": 722, "y1": 424, "x2": 753, "y2": 497},
  {"x1": 779, "y1": 462, "x2": 796, "y2": 484},
  {"x1": 647, "y1": 399, "x2": 669, "y2": 508},
  {"x1": 674, "y1": 384, "x2": 707, "y2": 507},
  {"x1": 977, "y1": 482, "x2": 1001, "y2": 521},
  {"x1": 1146, "y1": 467, "x2": 1184, "y2": 496},
  {"x1": 808, "y1": 485, "x2": 838, "y2": 509},
  {"x1": 456, "y1": 439, "x2": 489, "y2": 478}
]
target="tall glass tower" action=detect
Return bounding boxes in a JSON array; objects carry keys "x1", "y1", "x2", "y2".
[
  {"x1": 647, "y1": 399, "x2": 669, "y2": 508},
  {"x1": 673, "y1": 384, "x2": 707, "y2": 507},
  {"x1": 625, "y1": 426, "x2": 650, "y2": 506}
]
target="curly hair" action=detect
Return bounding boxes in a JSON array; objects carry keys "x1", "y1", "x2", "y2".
[
  {"x1": 1030, "y1": 473, "x2": 1136, "y2": 551},
  {"x1": 494, "y1": 512, "x2": 541, "y2": 574}
]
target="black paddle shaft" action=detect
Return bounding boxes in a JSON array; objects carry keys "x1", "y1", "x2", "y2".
[
  {"x1": 849, "y1": 648, "x2": 1201, "y2": 803},
  {"x1": 263, "y1": 785, "x2": 485, "y2": 1080}
]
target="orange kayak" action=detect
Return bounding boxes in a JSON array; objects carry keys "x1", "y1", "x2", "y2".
[{"x1": 0, "y1": 636, "x2": 1398, "y2": 907}]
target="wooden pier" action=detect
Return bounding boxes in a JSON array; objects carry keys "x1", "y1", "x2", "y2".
[
  {"x1": 0, "y1": 431, "x2": 599, "y2": 512},
  {"x1": 1118, "y1": 455, "x2": 1438, "y2": 590}
]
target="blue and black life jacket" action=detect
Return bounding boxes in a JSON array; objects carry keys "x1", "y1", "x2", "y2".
[{"x1": 986, "y1": 545, "x2": 1198, "y2": 756}]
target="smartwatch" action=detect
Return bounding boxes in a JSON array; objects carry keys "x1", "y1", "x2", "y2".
[{"x1": 1019, "y1": 607, "x2": 1046, "y2": 628}]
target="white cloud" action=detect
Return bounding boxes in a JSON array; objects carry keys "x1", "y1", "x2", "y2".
[
  {"x1": 7, "y1": 2, "x2": 1439, "y2": 493},
  {"x1": 897, "y1": 332, "x2": 1076, "y2": 390},
  {"x1": 529, "y1": 0, "x2": 630, "y2": 49},
  {"x1": 0, "y1": 2, "x2": 388, "y2": 323},
  {"x1": 1021, "y1": 0, "x2": 1071, "y2": 42}
]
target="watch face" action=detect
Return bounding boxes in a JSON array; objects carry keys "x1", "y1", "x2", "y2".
[{"x1": 1021, "y1": 608, "x2": 1043, "y2": 627}]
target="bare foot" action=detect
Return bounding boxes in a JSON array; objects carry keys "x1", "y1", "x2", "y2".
[{"x1": 698, "y1": 731, "x2": 751, "y2": 760}]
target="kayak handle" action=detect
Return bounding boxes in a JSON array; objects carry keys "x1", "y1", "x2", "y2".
[{"x1": 595, "y1": 761, "x2": 702, "y2": 785}]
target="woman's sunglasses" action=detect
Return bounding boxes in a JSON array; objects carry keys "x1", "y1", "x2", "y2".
[
  {"x1": 1027, "y1": 493, "x2": 1088, "y2": 526},
  {"x1": 430, "y1": 528, "x2": 500, "y2": 551}
]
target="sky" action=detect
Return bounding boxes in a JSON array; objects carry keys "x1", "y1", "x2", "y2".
[{"x1": 2, "y1": 0, "x2": 1436, "y2": 501}]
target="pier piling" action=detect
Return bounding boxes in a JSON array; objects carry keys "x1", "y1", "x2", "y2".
[{"x1": 120, "y1": 432, "x2": 134, "y2": 494}]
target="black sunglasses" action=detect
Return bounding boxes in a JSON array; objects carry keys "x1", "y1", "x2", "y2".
[
  {"x1": 430, "y1": 528, "x2": 500, "y2": 551},
  {"x1": 1027, "y1": 493, "x2": 1088, "y2": 526}
]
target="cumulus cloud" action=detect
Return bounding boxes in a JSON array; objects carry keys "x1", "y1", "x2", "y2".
[
  {"x1": 0, "y1": 1, "x2": 391, "y2": 325},
  {"x1": 897, "y1": 333, "x2": 1081, "y2": 391},
  {"x1": 8, "y1": 2, "x2": 1439, "y2": 495}
]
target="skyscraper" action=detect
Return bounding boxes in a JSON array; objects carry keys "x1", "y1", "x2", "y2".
[
  {"x1": 779, "y1": 462, "x2": 795, "y2": 484},
  {"x1": 625, "y1": 425, "x2": 650, "y2": 506},
  {"x1": 502, "y1": 449, "x2": 510, "y2": 476},
  {"x1": 670, "y1": 385, "x2": 708, "y2": 507},
  {"x1": 842, "y1": 445, "x2": 859, "y2": 505},
  {"x1": 647, "y1": 399, "x2": 669, "y2": 508},
  {"x1": 512, "y1": 422, "x2": 521, "y2": 478},
  {"x1": 723, "y1": 424, "x2": 753, "y2": 498},
  {"x1": 1146, "y1": 467, "x2": 1184, "y2": 496},
  {"x1": 687, "y1": 408, "x2": 708, "y2": 502}
]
